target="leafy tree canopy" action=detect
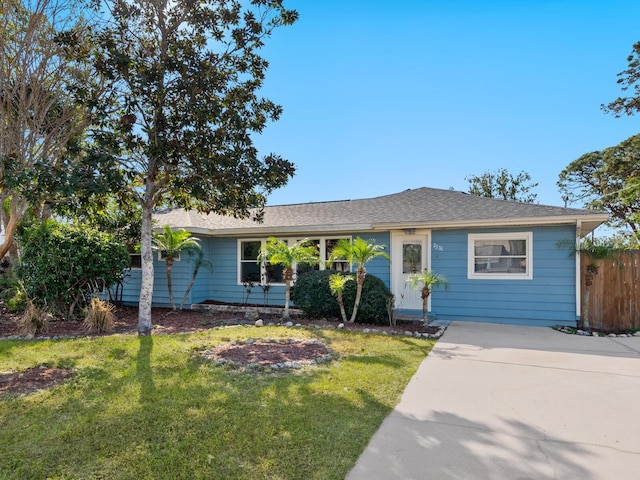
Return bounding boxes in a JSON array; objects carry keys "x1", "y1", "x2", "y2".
[
  {"x1": 558, "y1": 133, "x2": 640, "y2": 246},
  {"x1": 82, "y1": 0, "x2": 299, "y2": 333},
  {"x1": 0, "y1": 0, "x2": 105, "y2": 259},
  {"x1": 602, "y1": 41, "x2": 640, "y2": 117},
  {"x1": 465, "y1": 168, "x2": 538, "y2": 203}
]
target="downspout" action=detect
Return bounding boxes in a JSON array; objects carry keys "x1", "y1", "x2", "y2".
[{"x1": 575, "y1": 220, "x2": 581, "y2": 320}]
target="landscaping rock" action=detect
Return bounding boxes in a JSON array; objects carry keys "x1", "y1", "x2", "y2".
[{"x1": 254, "y1": 319, "x2": 264, "y2": 327}]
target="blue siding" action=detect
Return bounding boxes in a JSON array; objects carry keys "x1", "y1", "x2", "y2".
[
  {"x1": 429, "y1": 225, "x2": 577, "y2": 327},
  {"x1": 119, "y1": 225, "x2": 578, "y2": 327}
]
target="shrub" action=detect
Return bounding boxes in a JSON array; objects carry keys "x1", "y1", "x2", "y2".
[
  {"x1": 292, "y1": 270, "x2": 341, "y2": 319},
  {"x1": 83, "y1": 297, "x2": 116, "y2": 333},
  {"x1": 292, "y1": 270, "x2": 393, "y2": 325},
  {"x1": 342, "y1": 273, "x2": 393, "y2": 325},
  {"x1": 18, "y1": 299, "x2": 50, "y2": 335},
  {"x1": 16, "y1": 220, "x2": 130, "y2": 319}
]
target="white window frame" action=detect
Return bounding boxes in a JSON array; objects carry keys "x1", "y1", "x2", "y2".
[
  {"x1": 237, "y1": 236, "x2": 352, "y2": 285},
  {"x1": 238, "y1": 239, "x2": 265, "y2": 284},
  {"x1": 467, "y1": 232, "x2": 533, "y2": 280}
]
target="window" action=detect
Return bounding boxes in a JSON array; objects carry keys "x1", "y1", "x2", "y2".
[
  {"x1": 129, "y1": 254, "x2": 141, "y2": 269},
  {"x1": 238, "y1": 236, "x2": 352, "y2": 285},
  {"x1": 326, "y1": 238, "x2": 350, "y2": 272},
  {"x1": 240, "y1": 240, "x2": 261, "y2": 283},
  {"x1": 468, "y1": 233, "x2": 532, "y2": 280}
]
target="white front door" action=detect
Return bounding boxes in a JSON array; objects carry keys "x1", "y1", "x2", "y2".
[{"x1": 391, "y1": 233, "x2": 429, "y2": 311}]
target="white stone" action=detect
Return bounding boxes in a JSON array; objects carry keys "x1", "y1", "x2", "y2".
[
  {"x1": 254, "y1": 319, "x2": 264, "y2": 327},
  {"x1": 338, "y1": 323, "x2": 345, "y2": 329},
  {"x1": 285, "y1": 321, "x2": 294, "y2": 327}
]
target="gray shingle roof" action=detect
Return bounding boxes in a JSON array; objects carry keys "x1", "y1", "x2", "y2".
[{"x1": 153, "y1": 187, "x2": 608, "y2": 236}]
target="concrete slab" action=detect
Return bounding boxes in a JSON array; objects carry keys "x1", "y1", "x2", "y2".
[{"x1": 347, "y1": 322, "x2": 640, "y2": 480}]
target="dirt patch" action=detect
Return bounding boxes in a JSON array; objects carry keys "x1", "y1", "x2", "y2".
[
  {"x1": 0, "y1": 367, "x2": 74, "y2": 396},
  {"x1": 204, "y1": 340, "x2": 332, "y2": 367},
  {"x1": 0, "y1": 305, "x2": 438, "y2": 391}
]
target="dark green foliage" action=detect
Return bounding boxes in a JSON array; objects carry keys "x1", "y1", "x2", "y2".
[
  {"x1": 293, "y1": 270, "x2": 393, "y2": 325},
  {"x1": 466, "y1": 168, "x2": 538, "y2": 203},
  {"x1": 16, "y1": 220, "x2": 130, "y2": 319},
  {"x1": 292, "y1": 270, "x2": 341, "y2": 319}
]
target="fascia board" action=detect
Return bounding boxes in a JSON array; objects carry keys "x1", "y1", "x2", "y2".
[
  {"x1": 372, "y1": 214, "x2": 609, "y2": 231},
  {"x1": 181, "y1": 224, "x2": 374, "y2": 237}
]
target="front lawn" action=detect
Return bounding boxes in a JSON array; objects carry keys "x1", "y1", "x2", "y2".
[{"x1": 0, "y1": 327, "x2": 434, "y2": 480}]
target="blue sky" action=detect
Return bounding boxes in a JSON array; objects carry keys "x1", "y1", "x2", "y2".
[{"x1": 254, "y1": 0, "x2": 639, "y2": 209}]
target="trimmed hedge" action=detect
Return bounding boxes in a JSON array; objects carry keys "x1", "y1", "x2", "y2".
[{"x1": 292, "y1": 270, "x2": 393, "y2": 325}]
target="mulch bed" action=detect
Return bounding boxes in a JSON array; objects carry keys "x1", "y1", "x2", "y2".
[{"x1": 0, "y1": 305, "x2": 437, "y2": 396}]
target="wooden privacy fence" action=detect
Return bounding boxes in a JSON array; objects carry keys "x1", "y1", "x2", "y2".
[{"x1": 582, "y1": 251, "x2": 640, "y2": 331}]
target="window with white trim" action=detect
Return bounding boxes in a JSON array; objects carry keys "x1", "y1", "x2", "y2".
[
  {"x1": 238, "y1": 236, "x2": 351, "y2": 285},
  {"x1": 468, "y1": 232, "x2": 533, "y2": 280}
]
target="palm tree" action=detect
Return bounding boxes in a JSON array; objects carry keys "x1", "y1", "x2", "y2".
[
  {"x1": 179, "y1": 249, "x2": 212, "y2": 310},
  {"x1": 152, "y1": 226, "x2": 201, "y2": 310},
  {"x1": 406, "y1": 269, "x2": 448, "y2": 323},
  {"x1": 329, "y1": 237, "x2": 390, "y2": 323},
  {"x1": 329, "y1": 273, "x2": 354, "y2": 323},
  {"x1": 258, "y1": 238, "x2": 319, "y2": 319}
]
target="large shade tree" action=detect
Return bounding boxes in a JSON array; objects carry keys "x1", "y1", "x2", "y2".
[
  {"x1": 86, "y1": 0, "x2": 298, "y2": 334},
  {"x1": 0, "y1": 0, "x2": 95, "y2": 260},
  {"x1": 558, "y1": 133, "x2": 640, "y2": 246}
]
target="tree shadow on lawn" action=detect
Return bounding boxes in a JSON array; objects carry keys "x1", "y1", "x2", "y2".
[{"x1": 0, "y1": 334, "x2": 413, "y2": 480}]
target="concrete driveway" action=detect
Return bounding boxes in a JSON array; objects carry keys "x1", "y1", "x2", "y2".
[{"x1": 347, "y1": 322, "x2": 640, "y2": 480}]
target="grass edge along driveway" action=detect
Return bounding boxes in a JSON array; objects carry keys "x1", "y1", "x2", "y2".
[{"x1": 0, "y1": 327, "x2": 434, "y2": 480}]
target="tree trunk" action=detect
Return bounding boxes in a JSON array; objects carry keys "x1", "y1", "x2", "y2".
[
  {"x1": 349, "y1": 267, "x2": 366, "y2": 323},
  {"x1": 180, "y1": 262, "x2": 201, "y2": 310},
  {"x1": 138, "y1": 200, "x2": 154, "y2": 335},
  {"x1": 283, "y1": 278, "x2": 291, "y2": 319},
  {"x1": 0, "y1": 195, "x2": 27, "y2": 260},
  {"x1": 166, "y1": 258, "x2": 175, "y2": 310},
  {"x1": 421, "y1": 288, "x2": 431, "y2": 323},
  {"x1": 337, "y1": 295, "x2": 348, "y2": 323}
]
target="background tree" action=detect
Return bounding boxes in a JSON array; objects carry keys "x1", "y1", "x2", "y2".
[
  {"x1": 87, "y1": 0, "x2": 298, "y2": 335},
  {"x1": 329, "y1": 237, "x2": 390, "y2": 323},
  {"x1": 558, "y1": 133, "x2": 640, "y2": 246},
  {"x1": 466, "y1": 168, "x2": 538, "y2": 203},
  {"x1": 602, "y1": 40, "x2": 640, "y2": 117},
  {"x1": 258, "y1": 238, "x2": 319, "y2": 319},
  {"x1": 152, "y1": 226, "x2": 200, "y2": 310},
  {"x1": 406, "y1": 269, "x2": 448, "y2": 323},
  {"x1": 0, "y1": 0, "x2": 95, "y2": 261}
]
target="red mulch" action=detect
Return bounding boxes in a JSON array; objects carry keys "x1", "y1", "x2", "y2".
[{"x1": 0, "y1": 305, "x2": 436, "y2": 395}]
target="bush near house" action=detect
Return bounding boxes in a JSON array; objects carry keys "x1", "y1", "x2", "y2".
[
  {"x1": 16, "y1": 220, "x2": 130, "y2": 320},
  {"x1": 292, "y1": 270, "x2": 393, "y2": 325}
]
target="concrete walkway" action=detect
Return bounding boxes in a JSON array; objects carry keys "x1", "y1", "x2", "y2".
[{"x1": 347, "y1": 322, "x2": 640, "y2": 480}]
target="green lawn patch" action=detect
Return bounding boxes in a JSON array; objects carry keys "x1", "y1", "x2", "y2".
[{"x1": 0, "y1": 327, "x2": 434, "y2": 480}]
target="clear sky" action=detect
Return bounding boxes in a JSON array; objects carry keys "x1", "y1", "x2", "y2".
[{"x1": 253, "y1": 0, "x2": 639, "y2": 210}]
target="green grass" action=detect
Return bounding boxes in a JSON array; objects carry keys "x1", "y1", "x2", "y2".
[{"x1": 0, "y1": 327, "x2": 434, "y2": 480}]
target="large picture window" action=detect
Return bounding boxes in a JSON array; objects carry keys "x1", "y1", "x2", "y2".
[
  {"x1": 238, "y1": 236, "x2": 351, "y2": 285},
  {"x1": 468, "y1": 232, "x2": 533, "y2": 280}
]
